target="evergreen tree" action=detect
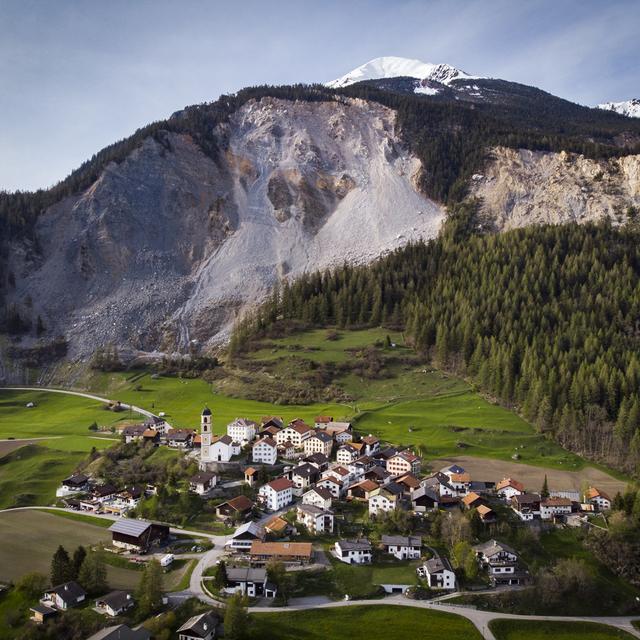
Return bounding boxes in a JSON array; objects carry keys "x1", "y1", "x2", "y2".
[
  {"x1": 541, "y1": 474, "x2": 550, "y2": 499},
  {"x1": 213, "y1": 560, "x2": 228, "y2": 589},
  {"x1": 72, "y1": 546, "x2": 87, "y2": 579},
  {"x1": 50, "y1": 545, "x2": 73, "y2": 586},
  {"x1": 224, "y1": 593, "x2": 249, "y2": 640},
  {"x1": 78, "y1": 551, "x2": 108, "y2": 595},
  {"x1": 136, "y1": 559, "x2": 164, "y2": 618}
]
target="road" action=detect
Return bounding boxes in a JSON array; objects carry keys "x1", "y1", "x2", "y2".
[{"x1": 0, "y1": 385, "x2": 169, "y2": 426}]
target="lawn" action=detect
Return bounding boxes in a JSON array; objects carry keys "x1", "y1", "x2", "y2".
[
  {"x1": 247, "y1": 605, "x2": 483, "y2": 640},
  {"x1": 0, "y1": 586, "x2": 34, "y2": 640},
  {"x1": 490, "y1": 619, "x2": 635, "y2": 639}
]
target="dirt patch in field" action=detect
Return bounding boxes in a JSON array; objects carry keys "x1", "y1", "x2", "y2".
[
  {"x1": 431, "y1": 455, "x2": 628, "y2": 496},
  {"x1": 0, "y1": 440, "x2": 40, "y2": 459}
]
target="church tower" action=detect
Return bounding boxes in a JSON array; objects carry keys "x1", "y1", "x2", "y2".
[{"x1": 201, "y1": 406, "x2": 213, "y2": 463}]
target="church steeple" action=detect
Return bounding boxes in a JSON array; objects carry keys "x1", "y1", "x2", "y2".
[{"x1": 201, "y1": 407, "x2": 213, "y2": 464}]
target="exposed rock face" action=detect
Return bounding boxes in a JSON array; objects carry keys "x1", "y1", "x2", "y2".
[
  {"x1": 473, "y1": 147, "x2": 640, "y2": 230},
  {"x1": 8, "y1": 97, "x2": 444, "y2": 361}
]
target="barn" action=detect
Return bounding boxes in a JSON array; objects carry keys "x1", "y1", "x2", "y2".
[{"x1": 109, "y1": 520, "x2": 169, "y2": 553}]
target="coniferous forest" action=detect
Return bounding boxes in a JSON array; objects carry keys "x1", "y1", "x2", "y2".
[{"x1": 233, "y1": 216, "x2": 640, "y2": 474}]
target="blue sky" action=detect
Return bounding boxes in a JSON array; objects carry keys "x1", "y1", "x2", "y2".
[{"x1": 1, "y1": 0, "x2": 638, "y2": 191}]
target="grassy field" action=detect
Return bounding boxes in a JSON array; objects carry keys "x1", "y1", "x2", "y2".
[
  {"x1": 0, "y1": 510, "x2": 192, "y2": 590},
  {"x1": 490, "y1": 619, "x2": 635, "y2": 639},
  {"x1": 247, "y1": 605, "x2": 483, "y2": 640},
  {"x1": 0, "y1": 586, "x2": 33, "y2": 640}
]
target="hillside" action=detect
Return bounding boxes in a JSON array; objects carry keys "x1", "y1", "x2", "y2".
[{"x1": 1, "y1": 61, "x2": 640, "y2": 374}]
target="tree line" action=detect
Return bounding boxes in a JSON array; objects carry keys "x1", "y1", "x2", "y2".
[{"x1": 233, "y1": 219, "x2": 640, "y2": 474}]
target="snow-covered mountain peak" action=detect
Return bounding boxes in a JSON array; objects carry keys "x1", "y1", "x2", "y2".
[
  {"x1": 596, "y1": 99, "x2": 640, "y2": 119},
  {"x1": 325, "y1": 56, "x2": 475, "y2": 88}
]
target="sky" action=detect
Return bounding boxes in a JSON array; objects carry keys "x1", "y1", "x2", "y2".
[{"x1": 1, "y1": 0, "x2": 639, "y2": 192}]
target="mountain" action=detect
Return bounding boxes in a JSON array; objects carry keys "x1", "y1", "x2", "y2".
[
  {"x1": 597, "y1": 99, "x2": 640, "y2": 119},
  {"x1": 1, "y1": 62, "x2": 640, "y2": 378},
  {"x1": 325, "y1": 56, "x2": 476, "y2": 90}
]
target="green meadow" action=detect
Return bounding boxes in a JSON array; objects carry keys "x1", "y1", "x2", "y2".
[
  {"x1": 490, "y1": 620, "x2": 635, "y2": 640},
  {"x1": 247, "y1": 605, "x2": 483, "y2": 640}
]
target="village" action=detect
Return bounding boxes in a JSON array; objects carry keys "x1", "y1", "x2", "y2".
[{"x1": 36, "y1": 407, "x2": 617, "y2": 639}]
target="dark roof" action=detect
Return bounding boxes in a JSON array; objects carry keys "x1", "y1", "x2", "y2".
[
  {"x1": 382, "y1": 481, "x2": 404, "y2": 496},
  {"x1": 48, "y1": 581, "x2": 86, "y2": 604},
  {"x1": 122, "y1": 424, "x2": 146, "y2": 436},
  {"x1": 312, "y1": 431, "x2": 333, "y2": 443},
  {"x1": 425, "y1": 557, "x2": 454, "y2": 574},
  {"x1": 292, "y1": 463, "x2": 319, "y2": 480},
  {"x1": 177, "y1": 611, "x2": 220, "y2": 637},
  {"x1": 303, "y1": 452, "x2": 329, "y2": 466},
  {"x1": 473, "y1": 539, "x2": 518, "y2": 558},
  {"x1": 381, "y1": 535, "x2": 422, "y2": 547},
  {"x1": 167, "y1": 429, "x2": 194, "y2": 441},
  {"x1": 513, "y1": 493, "x2": 542, "y2": 506},
  {"x1": 93, "y1": 483, "x2": 118, "y2": 497},
  {"x1": 202, "y1": 407, "x2": 212, "y2": 416},
  {"x1": 337, "y1": 538, "x2": 371, "y2": 552},
  {"x1": 307, "y1": 486, "x2": 333, "y2": 500},
  {"x1": 96, "y1": 590, "x2": 133, "y2": 611},
  {"x1": 226, "y1": 567, "x2": 267, "y2": 583},
  {"x1": 30, "y1": 604, "x2": 57, "y2": 616},
  {"x1": 298, "y1": 503, "x2": 333, "y2": 517},
  {"x1": 87, "y1": 625, "x2": 151, "y2": 640},
  {"x1": 109, "y1": 520, "x2": 152, "y2": 537},
  {"x1": 412, "y1": 486, "x2": 439, "y2": 504},
  {"x1": 191, "y1": 471, "x2": 217, "y2": 484},
  {"x1": 63, "y1": 473, "x2": 89, "y2": 486}
]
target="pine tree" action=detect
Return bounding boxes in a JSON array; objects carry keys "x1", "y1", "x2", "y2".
[
  {"x1": 51, "y1": 545, "x2": 73, "y2": 586},
  {"x1": 136, "y1": 559, "x2": 163, "y2": 618},
  {"x1": 78, "y1": 551, "x2": 108, "y2": 595},
  {"x1": 213, "y1": 560, "x2": 228, "y2": 589},
  {"x1": 72, "y1": 546, "x2": 87, "y2": 579},
  {"x1": 224, "y1": 593, "x2": 249, "y2": 640},
  {"x1": 541, "y1": 474, "x2": 550, "y2": 499}
]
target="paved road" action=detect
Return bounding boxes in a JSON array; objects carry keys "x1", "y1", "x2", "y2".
[{"x1": 0, "y1": 385, "x2": 169, "y2": 426}]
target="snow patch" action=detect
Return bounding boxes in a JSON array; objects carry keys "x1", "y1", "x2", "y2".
[{"x1": 595, "y1": 99, "x2": 640, "y2": 119}]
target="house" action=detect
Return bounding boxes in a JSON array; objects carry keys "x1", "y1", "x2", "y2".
[
  {"x1": 260, "y1": 425, "x2": 282, "y2": 439},
  {"x1": 122, "y1": 424, "x2": 146, "y2": 443},
  {"x1": 347, "y1": 479, "x2": 379, "y2": 501},
  {"x1": 316, "y1": 476, "x2": 343, "y2": 499},
  {"x1": 42, "y1": 581, "x2": 86, "y2": 610},
  {"x1": 227, "y1": 418, "x2": 258, "y2": 444},
  {"x1": 264, "y1": 515, "x2": 294, "y2": 538},
  {"x1": 244, "y1": 467, "x2": 258, "y2": 486},
  {"x1": 381, "y1": 535, "x2": 422, "y2": 560},
  {"x1": 334, "y1": 539, "x2": 372, "y2": 565},
  {"x1": 276, "y1": 420, "x2": 314, "y2": 448},
  {"x1": 296, "y1": 504, "x2": 334, "y2": 534},
  {"x1": 302, "y1": 487, "x2": 333, "y2": 510},
  {"x1": 177, "y1": 611, "x2": 220, "y2": 640},
  {"x1": 261, "y1": 416, "x2": 284, "y2": 430},
  {"x1": 336, "y1": 444, "x2": 360, "y2": 465},
  {"x1": 348, "y1": 456, "x2": 374, "y2": 481},
  {"x1": 365, "y1": 465, "x2": 392, "y2": 484},
  {"x1": 190, "y1": 471, "x2": 218, "y2": 495},
  {"x1": 29, "y1": 604, "x2": 57, "y2": 624},
  {"x1": 144, "y1": 414, "x2": 168, "y2": 435},
  {"x1": 303, "y1": 431, "x2": 333, "y2": 457},
  {"x1": 142, "y1": 428, "x2": 159, "y2": 445},
  {"x1": 87, "y1": 625, "x2": 151, "y2": 640},
  {"x1": 252, "y1": 437, "x2": 278, "y2": 465},
  {"x1": 258, "y1": 478, "x2": 294, "y2": 511},
  {"x1": 395, "y1": 473, "x2": 421, "y2": 494},
  {"x1": 314, "y1": 415, "x2": 333, "y2": 428},
  {"x1": 209, "y1": 435, "x2": 240, "y2": 462},
  {"x1": 462, "y1": 492, "x2": 485, "y2": 510},
  {"x1": 585, "y1": 487, "x2": 612, "y2": 511},
  {"x1": 540, "y1": 497, "x2": 573, "y2": 520},
  {"x1": 227, "y1": 521, "x2": 265, "y2": 552},
  {"x1": 476, "y1": 504, "x2": 497, "y2": 523},
  {"x1": 361, "y1": 435, "x2": 380, "y2": 456},
  {"x1": 56, "y1": 473, "x2": 89, "y2": 497},
  {"x1": 166, "y1": 429, "x2": 195, "y2": 449},
  {"x1": 421, "y1": 557, "x2": 456, "y2": 590},
  {"x1": 277, "y1": 441, "x2": 295, "y2": 459},
  {"x1": 225, "y1": 567, "x2": 277, "y2": 598},
  {"x1": 324, "y1": 421, "x2": 353, "y2": 444},
  {"x1": 473, "y1": 539, "x2": 528, "y2": 586},
  {"x1": 303, "y1": 452, "x2": 330, "y2": 471},
  {"x1": 446, "y1": 471, "x2": 472, "y2": 496},
  {"x1": 322, "y1": 465, "x2": 351, "y2": 488},
  {"x1": 249, "y1": 541, "x2": 313, "y2": 566},
  {"x1": 95, "y1": 591, "x2": 134, "y2": 617},
  {"x1": 368, "y1": 483, "x2": 404, "y2": 515},
  {"x1": 496, "y1": 478, "x2": 526, "y2": 500},
  {"x1": 216, "y1": 495, "x2": 254, "y2": 522},
  {"x1": 422, "y1": 473, "x2": 456, "y2": 497},
  {"x1": 511, "y1": 493, "x2": 541, "y2": 521},
  {"x1": 386, "y1": 450, "x2": 421, "y2": 476},
  {"x1": 411, "y1": 485, "x2": 440, "y2": 512},
  {"x1": 91, "y1": 483, "x2": 118, "y2": 503},
  {"x1": 287, "y1": 463, "x2": 319, "y2": 496},
  {"x1": 109, "y1": 520, "x2": 170, "y2": 553}
]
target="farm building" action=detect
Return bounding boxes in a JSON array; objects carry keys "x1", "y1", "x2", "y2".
[{"x1": 108, "y1": 519, "x2": 169, "y2": 553}]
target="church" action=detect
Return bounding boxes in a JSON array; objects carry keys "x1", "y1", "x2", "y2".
[{"x1": 199, "y1": 407, "x2": 240, "y2": 470}]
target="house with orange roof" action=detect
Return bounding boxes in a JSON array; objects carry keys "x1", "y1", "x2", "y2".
[
  {"x1": 584, "y1": 487, "x2": 612, "y2": 511},
  {"x1": 496, "y1": 477, "x2": 525, "y2": 501}
]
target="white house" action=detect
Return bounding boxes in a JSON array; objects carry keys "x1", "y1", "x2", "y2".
[
  {"x1": 227, "y1": 521, "x2": 265, "y2": 552},
  {"x1": 56, "y1": 473, "x2": 90, "y2": 498},
  {"x1": 189, "y1": 471, "x2": 217, "y2": 495},
  {"x1": 511, "y1": 493, "x2": 541, "y2": 521},
  {"x1": 258, "y1": 478, "x2": 294, "y2": 511},
  {"x1": 496, "y1": 478, "x2": 525, "y2": 501},
  {"x1": 336, "y1": 445, "x2": 359, "y2": 465},
  {"x1": 421, "y1": 557, "x2": 456, "y2": 590},
  {"x1": 227, "y1": 418, "x2": 258, "y2": 445},
  {"x1": 276, "y1": 421, "x2": 314, "y2": 449},
  {"x1": 381, "y1": 535, "x2": 422, "y2": 560},
  {"x1": 225, "y1": 567, "x2": 277, "y2": 599},
  {"x1": 540, "y1": 497, "x2": 572, "y2": 520},
  {"x1": 368, "y1": 484, "x2": 403, "y2": 515},
  {"x1": 585, "y1": 487, "x2": 612, "y2": 511},
  {"x1": 177, "y1": 611, "x2": 219, "y2": 640},
  {"x1": 322, "y1": 465, "x2": 351, "y2": 487},
  {"x1": 42, "y1": 582, "x2": 86, "y2": 610},
  {"x1": 386, "y1": 450, "x2": 421, "y2": 476},
  {"x1": 95, "y1": 591, "x2": 134, "y2": 617},
  {"x1": 252, "y1": 437, "x2": 278, "y2": 465},
  {"x1": 303, "y1": 431, "x2": 333, "y2": 457},
  {"x1": 302, "y1": 487, "x2": 333, "y2": 510},
  {"x1": 289, "y1": 463, "x2": 319, "y2": 496},
  {"x1": 297, "y1": 504, "x2": 334, "y2": 534},
  {"x1": 316, "y1": 476, "x2": 343, "y2": 499},
  {"x1": 361, "y1": 435, "x2": 380, "y2": 456},
  {"x1": 334, "y1": 539, "x2": 372, "y2": 565},
  {"x1": 324, "y1": 422, "x2": 353, "y2": 444},
  {"x1": 473, "y1": 539, "x2": 527, "y2": 586}
]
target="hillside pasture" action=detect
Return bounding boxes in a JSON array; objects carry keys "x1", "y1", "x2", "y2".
[{"x1": 490, "y1": 619, "x2": 635, "y2": 640}]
